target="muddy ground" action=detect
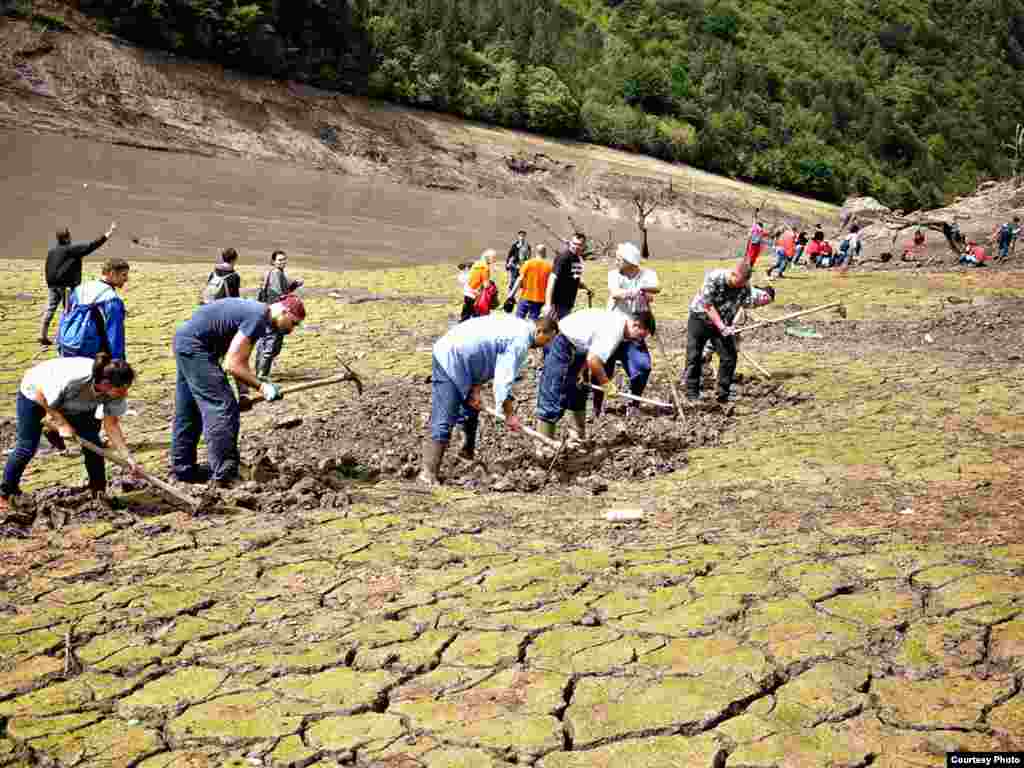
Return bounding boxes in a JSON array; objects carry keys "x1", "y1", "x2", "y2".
[{"x1": 2, "y1": 256, "x2": 1023, "y2": 766}]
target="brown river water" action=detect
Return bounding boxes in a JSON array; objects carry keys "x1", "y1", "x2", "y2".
[{"x1": 2, "y1": 130, "x2": 728, "y2": 270}]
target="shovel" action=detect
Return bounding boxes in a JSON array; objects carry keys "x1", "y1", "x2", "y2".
[
  {"x1": 75, "y1": 437, "x2": 201, "y2": 511},
  {"x1": 239, "y1": 363, "x2": 364, "y2": 411}
]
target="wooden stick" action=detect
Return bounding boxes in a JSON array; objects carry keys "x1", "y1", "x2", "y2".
[
  {"x1": 76, "y1": 437, "x2": 200, "y2": 510},
  {"x1": 739, "y1": 348, "x2": 771, "y2": 378},
  {"x1": 484, "y1": 408, "x2": 561, "y2": 449},
  {"x1": 243, "y1": 370, "x2": 363, "y2": 407},
  {"x1": 652, "y1": 334, "x2": 684, "y2": 415},
  {"x1": 734, "y1": 302, "x2": 842, "y2": 335},
  {"x1": 584, "y1": 383, "x2": 672, "y2": 409}
]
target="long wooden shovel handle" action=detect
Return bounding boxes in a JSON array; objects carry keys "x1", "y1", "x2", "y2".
[
  {"x1": 652, "y1": 334, "x2": 684, "y2": 415},
  {"x1": 75, "y1": 437, "x2": 200, "y2": 509},
  {"x1": 734, "y1": 302, "x2": 842, "y2": 334},
  {"x1": 584, "y1": 383, "x2": 672, "y2": 409},
  {"x1": 244, "y1": 370, "x2": 363, "y2": 406},
  {"x1": 484, "y1": 408, "x2": 561, "y2": 449}
]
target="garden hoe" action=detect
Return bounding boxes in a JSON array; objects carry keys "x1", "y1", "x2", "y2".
[
  {"x1": 75, "y1": 437, "x2": 202, "y2": 513},
  {"x1": 734, "y1": 301, "x2": 847, "y2": 335}
]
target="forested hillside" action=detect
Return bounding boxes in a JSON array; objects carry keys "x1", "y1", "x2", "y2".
[{"x1": 30, "y1": 0, "x2": 1024, "y2": 208}]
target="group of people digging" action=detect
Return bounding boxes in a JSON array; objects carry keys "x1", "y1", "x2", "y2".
[
  {"x1": 421, "y1": 230, "x2": 775, "y2": 486},
  {"x1": 1, "y1": 227, "x2": 309, "y2": 529}
]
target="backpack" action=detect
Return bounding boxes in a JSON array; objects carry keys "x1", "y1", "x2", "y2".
[
  {"x1": 474, "y1": 280, "x2": 499, "y2": 316},
  {"x1": 257, "y1": 270, "x2": 272, "y2": 303},
  {"x1": 58, "y1": 289, "x2": 113, "y2": 358},
  {"x1": 200, "y1": 272, "x2": 229, "y2": 305}
]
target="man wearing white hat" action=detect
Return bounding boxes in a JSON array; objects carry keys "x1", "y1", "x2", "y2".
[{"x1": 598, "y1": 242, "x2": 660, "y2": 410}]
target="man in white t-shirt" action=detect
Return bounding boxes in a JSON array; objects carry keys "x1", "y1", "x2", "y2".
[
  {"x1": 535, "y1": 308, "x2": 654, "y2": 444},
  {"x1": 604, "y1": 242, "x2": 660, "y2": 409}
]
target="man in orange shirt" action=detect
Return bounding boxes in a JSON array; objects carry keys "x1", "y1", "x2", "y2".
[
  {"x1": 461, "y1": 249, "x2": 496, "y2": 322},
  {"x1": 767, "y1": 224, "x2": 797, "y2": 279},
  {"x1": 508, "y1": 244, "x2": 552, "y2": 321}
]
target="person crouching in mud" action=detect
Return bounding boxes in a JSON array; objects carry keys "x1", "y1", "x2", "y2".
[{"x1": 1, "y1": 354, "x2": 140, "y2": 536}]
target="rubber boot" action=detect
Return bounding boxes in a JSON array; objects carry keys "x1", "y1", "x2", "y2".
[
  {"x1": 457, "y1": 426, "x2": 477, "y2": 462},
  {"x1": 418, "y1": 440, "x2": 447, "y2": 487},
  {"x1": 256, "y1": 359, "x2": 272, "y2": 382},
  {"x1": 535, "y1": 420, "x2": 557, "y2": 460},
  {"x1": 568, "y1": 410, "x2": 587, "y2": 445}
]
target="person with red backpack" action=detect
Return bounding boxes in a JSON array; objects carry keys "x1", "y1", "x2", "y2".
[{"x1": 461, "y1": 249, "x2": 496, "y2": 322}]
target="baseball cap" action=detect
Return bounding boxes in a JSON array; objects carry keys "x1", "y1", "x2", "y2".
[
  {"x1": 279, "y1": 294, "x2": 306, "y2": 323},
  {"x1": 617, "y1": 242, "x2": 642, "y2": 265}
]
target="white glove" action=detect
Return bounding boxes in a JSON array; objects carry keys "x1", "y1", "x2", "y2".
[{"x1": 260, "y1": 382, "x2": 282, "y2": 401}]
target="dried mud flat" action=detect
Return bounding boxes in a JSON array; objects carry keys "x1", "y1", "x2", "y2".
[{"x1": 3, "y1": 278, "x2": 1024, "y2": 767}]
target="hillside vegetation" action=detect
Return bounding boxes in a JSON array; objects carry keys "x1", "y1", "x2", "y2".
[{"x1": 12, "y1": 0, "x2": 1024, "y2": 209}]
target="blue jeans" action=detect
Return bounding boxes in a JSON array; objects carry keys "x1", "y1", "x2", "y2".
[
  {"x1": 516, "y1": 300, "x2": 544, "y2": 320},
  {"x1": 2, "y1": 394, "x2": 105, "y2": 497},
  {"x1": 591, "y1": 339, "x2": 651, "y2": 413},
  {"x1": 429, "y1": 358, "x2": 478, "y2": 449},
  {"x1": 536, "y1": 334, "x2": 588, "y2": 423},
  {"x1": 770, "y1": 249, "x2": 789, "y2": 276},
  {"x1": 171, "y1": 349, "x2": 241, "y2": 482}
]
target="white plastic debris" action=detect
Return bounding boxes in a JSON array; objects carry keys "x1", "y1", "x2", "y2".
[
  {"x1": 604, "y1": 508, "x2": 645, "y2": 522},
  {"x1": 898, "y1": 508, "x2": 914, "y2": 515}
]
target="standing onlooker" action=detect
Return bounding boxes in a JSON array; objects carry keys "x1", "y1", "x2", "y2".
[
  {"x1": 837, "y1": 224, "x2": 862, "y2": 267},
  {"x1": 683, "y1": 259, "x2": 775, "y2": 404},
  {"x1": 506, "y1": 230, "x2": 530, "y2": 292},
  {"x1": 41, "y1": 221, "x2": 117, "y2": 346},
  {"x1": 746, "y1": 213, "x2": 766, "y2": 266},
  {"x1": 599, "y1": 242, "x2": 659, "y2": 408},
  {"x1": 200, "y1": 248, "x2": 242, "y2": 305},
  {"x1": 991, "y1": 216, "x2": 1021, "y2": 261},
  {"x1": 461, "y1": 250, "x2": 495, "y2": 322},
  {"x1": 58, "y1": 257, "x2": 130, "y2": 360},
  {"x1": 793, "y1": 231, "x2": 809, "y2": 266},
  {"x1": 543, "y1": 233, "x2": 592, "y2": 321},
  {"x1": 255, "y1": 250, "x2": 304, "y2": 381},
  {"x1": 509, "y1": 244, "x2": 552, "y2": 321}
]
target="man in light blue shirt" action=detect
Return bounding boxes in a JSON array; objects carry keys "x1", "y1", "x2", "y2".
[{"x1": 420, "y1": 314, "x2": 559, "y2": 486}]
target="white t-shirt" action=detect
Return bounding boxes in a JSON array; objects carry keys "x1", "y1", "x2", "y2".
[
  {"x1": 20, "y1": 357, "x2": 127, "y2": 417},
  {"x1": 607, "y1": 267, "x2": 658, "y2": 314},
  {"x1": 558, "y1": 309, "x2": 627, "y2": 363}
]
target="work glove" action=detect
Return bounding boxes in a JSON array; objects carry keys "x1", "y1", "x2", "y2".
[
  {"x1": 601, "y1": 379, "x2": 619, "y2": 399},
  {"x1": 720, "y1": 325, "x2": 736, "y2": 337},
  {"x1": 260, "y1": 382, "x2": 283, "y2": 402}
]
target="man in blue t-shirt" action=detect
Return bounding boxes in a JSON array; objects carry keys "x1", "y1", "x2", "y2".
[{"x1": 171, "y1": 295, "x2": 306, "y2": 487}]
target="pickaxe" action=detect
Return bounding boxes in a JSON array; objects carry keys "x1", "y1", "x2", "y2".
[{"x1": 239, "y1": 361, "x2": 364, "y2": 410}]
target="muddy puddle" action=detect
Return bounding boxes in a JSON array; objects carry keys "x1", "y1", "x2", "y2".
[{"x1": 2, "y1": 130, "x2": 730, "y2": 270}]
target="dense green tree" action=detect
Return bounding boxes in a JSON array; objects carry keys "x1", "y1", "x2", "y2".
[{"x1": 62, "y1": 0, "x2": 1024, "y2": 207}]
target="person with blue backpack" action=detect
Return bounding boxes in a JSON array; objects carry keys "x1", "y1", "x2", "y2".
[{"x1": 57, "y1": 257, "x2": 130, "y2": 360}]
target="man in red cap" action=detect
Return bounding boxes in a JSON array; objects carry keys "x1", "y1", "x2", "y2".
[
  {"x1": 683, "y1": 257, "x2": 774, "y2": 404},
  {"x1": 171, "y1": 295, "x2": 306, "y2": 487}
]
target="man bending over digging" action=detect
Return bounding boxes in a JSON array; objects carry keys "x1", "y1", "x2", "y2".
[
  {"x1": 536, "y1": 308, "x2": 655, "y2": 447},
  {"x1": 683, "y1": 258, "x2": 774, "y2": 405},
  {"x1": 420, "y1": 314, "x2": 560, "y2": 487}
]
